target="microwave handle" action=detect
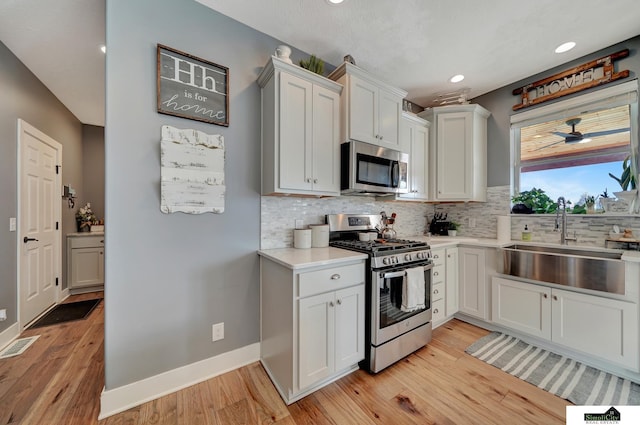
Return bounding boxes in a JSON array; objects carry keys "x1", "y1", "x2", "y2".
[{"x1": 391, "y1": 162, "x2": 399, "y2": 188}]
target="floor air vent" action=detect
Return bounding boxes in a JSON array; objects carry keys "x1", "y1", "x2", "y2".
[{"x1": 0, "y1": 335, "x2": 40, "y2": 359}]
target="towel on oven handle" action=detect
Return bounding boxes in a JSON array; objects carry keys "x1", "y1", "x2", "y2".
[{"x1": 402, "y1": 266, "x2": 425, "y2": 312}]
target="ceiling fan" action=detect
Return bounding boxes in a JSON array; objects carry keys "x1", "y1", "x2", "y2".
[{"x1": 534, "y1": 117, "x2": 630, "y2": 151}]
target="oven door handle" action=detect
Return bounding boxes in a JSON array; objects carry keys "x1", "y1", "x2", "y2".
[{"x1": 382, "y1": 270, "x2": 406, "y2": 279}]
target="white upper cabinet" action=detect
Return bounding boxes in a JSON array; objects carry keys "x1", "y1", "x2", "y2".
[
  {"x1": 419, "y1": 104, "x2": 490, "y2": 202},
  {"x1": 328, "y1": 62, "x2": 406, "y2": 150},
  {"x1": 396, "y1": 113, "x2": 430, "y2": 201},
  {"x1": 258, "y1": 57, "x2": 342, "y2": 196}
]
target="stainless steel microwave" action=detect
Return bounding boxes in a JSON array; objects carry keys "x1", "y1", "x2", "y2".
[{"x1": 341, "y1": 140, "x2": 408, "y2": 195}]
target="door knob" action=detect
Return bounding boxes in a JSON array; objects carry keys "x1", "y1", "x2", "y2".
[{"x1": 23, "y1": 237, "x2": 38, "y2": 243}]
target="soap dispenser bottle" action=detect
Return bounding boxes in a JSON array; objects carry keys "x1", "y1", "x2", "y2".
[{"x1": 522, "y1": 225, "x2": 532, "y2": 241}]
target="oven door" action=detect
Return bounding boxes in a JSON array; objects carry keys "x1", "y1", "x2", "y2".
[{"x1": 372, "y1": 262, "x2": 433, "y2": 346}]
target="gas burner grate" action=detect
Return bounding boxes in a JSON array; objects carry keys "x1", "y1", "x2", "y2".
[{"x1": 330, "y1": 239, "x2": 429, "y2": 253}]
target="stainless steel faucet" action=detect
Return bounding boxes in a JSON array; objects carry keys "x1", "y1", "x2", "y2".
[{"x1": 555, "y1": 197, "x2": 577, "y2": 244}]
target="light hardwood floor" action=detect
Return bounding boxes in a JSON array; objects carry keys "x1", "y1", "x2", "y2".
[{"x1": 0, "y1": 295, "x2": 569, "y2": 424}]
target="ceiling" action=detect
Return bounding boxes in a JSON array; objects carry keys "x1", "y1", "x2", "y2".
[{"x1": 1, "y1": 0, "x2": 640, "y2": 127}]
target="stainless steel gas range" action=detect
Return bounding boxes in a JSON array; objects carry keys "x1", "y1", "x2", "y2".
[{"x1": 327, "y1": 214, "x2": 433, "y2": 373}]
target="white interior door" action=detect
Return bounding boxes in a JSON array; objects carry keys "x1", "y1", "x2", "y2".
[{"x1": 19, "y1": 119, "x2": 62, "y2": 327}]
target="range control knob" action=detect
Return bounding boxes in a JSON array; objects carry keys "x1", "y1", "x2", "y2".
[
  {"x1": 405, "y1": 253, "x2": 412, "y2": 261},
  {"x1": 383, "y1": 257, "x2": 389, "y2": 265},
  {"x1": 416, "y1": 252, "x2": 423, "y2": 260}
]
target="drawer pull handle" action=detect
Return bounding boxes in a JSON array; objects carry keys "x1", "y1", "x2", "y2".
[
  {"x1": 330, "y1": 274, "x2": 341, "y2": 280},
  {"x1": 543, "y1": 293, "x2": 548, "y2": 299},
  {"x1": 433, "y1": 289, "x2": 439, "y2": 295},
  {"x1": 337, "y1": 299, "x2": 342, "y2": 305},
  {"x1": 329, "y1": 301, "x2": 334, "y2": 307},
  {"x1": 434, "y1": 308, "x2": 439, "y2": 314},
  {"x1": 100, "y1": 240, "x2": 104, "y2": 243},
  {"x1": 100, "y1": 251, "x2": 104, "y2": 255},
  {"x1": 433, "y1": 255, "x2": 439, "y2": 259},
  {"x1": 433, "y1": 272, "x2": 439, "y2": 276},
  {"x1": 553, "y1": 295, "x2": 558, "y2": 301}
]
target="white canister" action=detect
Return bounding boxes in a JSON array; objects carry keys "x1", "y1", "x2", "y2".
[
  {"x1": 293, "y1": 228, "x2": 312, "y2": 249},
  {"x1": 310, "y1": 224, "x2": 329, "y2": 247}
]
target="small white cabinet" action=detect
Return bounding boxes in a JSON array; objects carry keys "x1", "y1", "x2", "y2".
[
  {"x1": 396, "y1": 113, "x2": 430, "y2": 201},
  {"x1": 67, "y1": 233, "x2": 104, "y2": 293},
  {"x1": 431, "y1": 247, "x2": 458, "y2": 327},
  {"x1": 419, "y1": 104, "x2": 490, "y2": 201},
  {"x1": 260, "y1": 256, "x2": 365, "y2": 404},
  {"x1": 328, "y1": 62, "x2": 406, "y2": 150},
  {"x1": 492, "y1": 276, "x2": 639, "y2": 371},
  {"x1": 458, "y1": 246, "x2": 488, "y2": 319},
  {"x1": 258, "y1": 57, "x2": 342, "y2": 196}
]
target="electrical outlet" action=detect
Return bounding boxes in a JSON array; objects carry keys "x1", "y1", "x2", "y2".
[
  {"x1": 0, "y1": 309, "x2": 6, "y2": 321},
  {"x1": 468, "y1": 218, "x2": 476, "y2": 228},
  {"x1": 212, "y1": 322, "x2": 224, "y2": 342},
  {"x1": 295, "y1": 219, "x2": 304, "y2": 230},
  {"x1": 9, "y1": 218, "x2": 16, "y2": 232}
]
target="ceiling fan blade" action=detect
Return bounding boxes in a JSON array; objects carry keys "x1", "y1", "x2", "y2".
[
  {"x1": 582, "y1": 127, "x2": 630, "y2": 138},
  {"x1": 551, "y1": 131, "x2": 573, "y2": 138},
  {"x1": 533, "y1": 140, "x2": 565, "y2": 151}
]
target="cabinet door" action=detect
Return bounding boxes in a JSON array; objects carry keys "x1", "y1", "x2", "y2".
[
  {"x1": 279, "y1": 72, "x2": 313, "y2": 191},
  {"x1": 492, "y1": 277, "x2": 551, "y2": 339},
  {"x1": 311, "y1": 85, "x2": 340, "y2": 194},
  {"x1": 70, "y1": 247, "x2": 104, "y2": 288},
  {"x1": 411, "y1": 124, "x2": 429, "y2": 199},
  {"x1": 299, "y1": 292, "x2": 335, "y2": 389},
  {"x1": 551, "y1": 288, "x2": 639, "y2": 371},
  {"x1": 445, "y1": 248, "x2": 459, "y2": 317},
  {"x1": 458, "y1": 247, "x2": 486, "y2": 319},
  {"x1": 377, "y1": 88, "x2": 401, "y2": 148},
  {"x1": 436, "y1": 112, "x2": 472, "y2": 200},
  {"x1": 348, "y1": 75, "x2": 378, "y2": 144},
  {"x1": 334, "y1": 284, "x2": 365, "y2": 371}
]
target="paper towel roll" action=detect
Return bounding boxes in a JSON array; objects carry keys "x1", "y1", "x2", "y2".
[{"x1": 497, "y1": 216, "x2": 511, "y2": 242}]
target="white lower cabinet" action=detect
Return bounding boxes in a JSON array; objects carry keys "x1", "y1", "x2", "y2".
[
  {"x1": 492, "y1": 276, "x2": 639, "y2": 371},
  {"x1": 67, "y1": 234, "x2": 104, "y2": 293},
  {"x1": 260, "y1": 257, "x2": 365, "y2": 404},
  {"x1": 431, "y1": 247, "x2": 458, "y2": 327},
  {"x1": 458, "y1": 247, "x2": 488, "y2": 320}
]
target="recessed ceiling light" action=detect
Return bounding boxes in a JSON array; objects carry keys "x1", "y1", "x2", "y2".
[
  {"x1": 327, "y1": 0, "x2": 344, "y2": 4},
  {"x1": 449, "y1": 74, "x2": 465, "y2": 83},
  {"x1": 100, "y1": 45, "x2": 106, "y2": 54},
  {"x1": 555, "y1": 41, "x2": 576, "y2": 54}
]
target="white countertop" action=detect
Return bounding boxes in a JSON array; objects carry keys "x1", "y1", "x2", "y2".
[
  {"x1": 258, "y1": 247, "x2": 367, "y2": 270},
  {"x1": 67, "y1": 231, "x2": 104, "y2": 237}
]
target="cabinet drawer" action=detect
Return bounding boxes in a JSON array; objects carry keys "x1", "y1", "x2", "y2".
[
  {"x1": 69, "y1": 236, "x2": 104, "y2": 249},
  {"x1": 431, "y1": 251, "x2": 445, "y2": 266},
  {"x1": 432, "y1": 264, "x2": 445, "y2": 284},
  {"x1": 432, "y1": 282, "x2": 444, "y2": 301},
  {"x1": 298, "y1": 263, "x2": 364, "y2": 298},
  {"x1": 432, "y1": 299, "x2": 445, "y2": 322}
]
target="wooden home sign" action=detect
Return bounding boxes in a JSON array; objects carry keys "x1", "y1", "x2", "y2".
[{"x1": 512, "y1": 49, "x2": 629, "y2": 111}]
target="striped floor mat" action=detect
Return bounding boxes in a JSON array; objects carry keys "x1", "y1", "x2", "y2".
[{"x1": 466, "y1": 332, "x2": 640, "y2": 405}]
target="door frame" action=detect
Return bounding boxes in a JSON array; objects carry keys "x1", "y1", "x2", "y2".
[{"x1": 16, "y1": 119, "x2": 64, "y2": 329}]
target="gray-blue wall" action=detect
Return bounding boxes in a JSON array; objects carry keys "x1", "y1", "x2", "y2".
[
  {"x1": 104, "y1": 0, "x2": 314, "y2": 389},
  {"x1": 477, "y1": 36, "x2": 640, "y2": 187},
  {"x1": 0, "y1": 41, "x2": 83, "y2": 331}
]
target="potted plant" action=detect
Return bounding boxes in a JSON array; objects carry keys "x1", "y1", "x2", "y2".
[
  {"x1": 299, "y1": 54, "x2": 325, "y2": 76},
  {"x1": 448, "y1": 221, "x2": 460, "y2": 237},
  {"x1": 584, "y1": 194, "x2": 596, "y2": 214},
  {"x1": 75, "y1": 202, "x2": 96, "y2": 232},
  {"x1": 609, "y1": 154, "x2": 638, "y2": 212},
  {"x1": 599, "y1": 188, "x2": 613, "y2": 212},
  {"x1": 511, "y1": 188, "x2": 557, "y2": 214}
]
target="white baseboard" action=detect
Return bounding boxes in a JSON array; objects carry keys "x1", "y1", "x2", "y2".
[
  {"x1": 0, "y1": 322, "x2": 20, "y2": 352},
  {"x1": 99, "y1": 342, "x2": 260, "y2": 420}
]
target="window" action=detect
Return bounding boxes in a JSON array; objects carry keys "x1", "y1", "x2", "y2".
[{"x1": 511, "y1": 80, "x2": 639, "y2": 210}]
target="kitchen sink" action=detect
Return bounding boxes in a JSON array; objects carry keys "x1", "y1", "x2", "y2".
[{"x1": 501, "y1": 243, "x2": 625, "y2": 295}]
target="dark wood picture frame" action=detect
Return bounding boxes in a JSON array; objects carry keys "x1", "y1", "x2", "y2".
[{"x1": 157, "y1": 44, "x2": 229, "y2": 127}]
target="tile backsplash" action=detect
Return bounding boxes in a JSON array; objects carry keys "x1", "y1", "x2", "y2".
[{"x1": 261, "y1": 185, "x2": 640, "y2": 249}]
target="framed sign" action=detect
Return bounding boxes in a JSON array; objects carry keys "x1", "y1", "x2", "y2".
[{"x1": 157, "y1": 44, "x2": 229, "y2": 126}]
